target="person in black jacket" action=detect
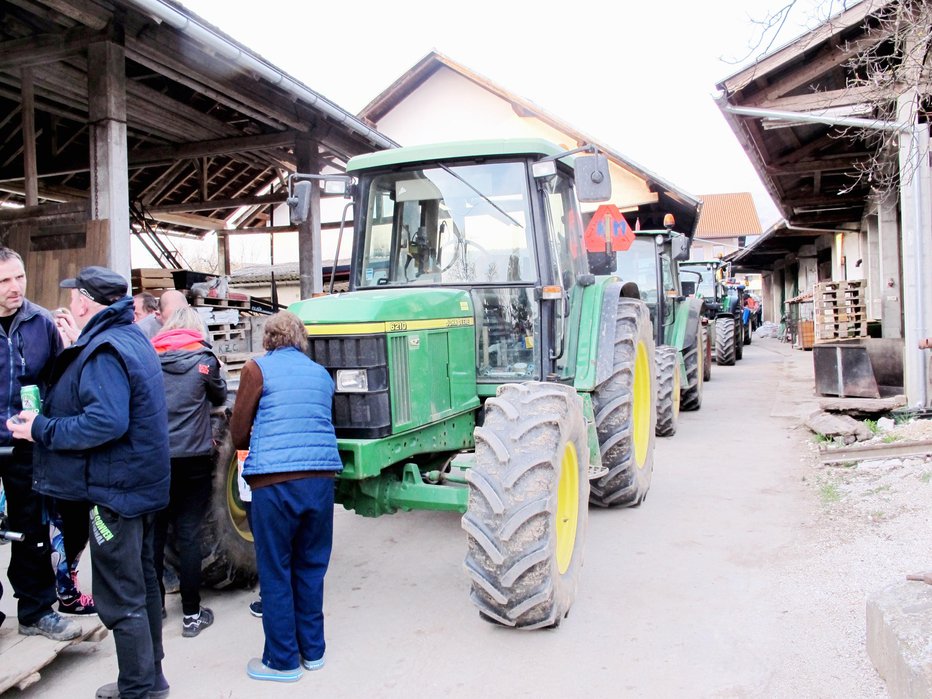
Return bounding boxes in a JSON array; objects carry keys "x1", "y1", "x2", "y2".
[
  {"x1": 150, "y1": 306, "x2": 227, "y2": 638},
  {"x1": 0, "y1": 247, "x2": 81, "y2": 642},
  {"x1": 8, "y1": 266, "x2": 171, "y2": 699}
]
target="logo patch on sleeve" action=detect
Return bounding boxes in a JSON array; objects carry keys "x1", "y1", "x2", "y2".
[{"x1": 198, "y1": 364, "x2": 209, "y2": 375}]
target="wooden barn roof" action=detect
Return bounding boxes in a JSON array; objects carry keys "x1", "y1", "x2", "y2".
[
  {"x1": 0, "y1": 0, "x2": 396, "y2": 237},
  {"x1": 715, "y1": 0, "x2": 893, "y2": 232}
]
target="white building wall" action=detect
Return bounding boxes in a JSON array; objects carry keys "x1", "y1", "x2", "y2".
[{"x1": 374, "y1": 67, "x2": 656, "y2": 212}]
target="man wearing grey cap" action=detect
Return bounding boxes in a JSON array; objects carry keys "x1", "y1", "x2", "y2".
[{"x1": 7, "y1": 265, "x2": 171, "y2": 699}]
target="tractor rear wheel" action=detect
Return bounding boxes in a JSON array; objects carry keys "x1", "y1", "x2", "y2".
[
  {"x1": 680, "y1": 333, "x2": 703, "y2": 411},
  {"x1": 463, "y1": 382, "x2": 589, "y2": 629},
  {"x1": 590, "y1": 299, "x2": 657, "y2": 508},
  {"x1": 172, "y1": 421, "x2": 257, "y2": 589},
  {"x1": 715, "y1": 316, "x2": 736, "y2": 366},
  {"x1": 655, "y1": 346, "x2": 680, "y2": 437}
]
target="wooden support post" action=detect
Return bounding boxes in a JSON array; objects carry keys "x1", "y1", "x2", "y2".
[
  {"x1": 296, "y1": 137, "x2": 322, "y2": 298},
  {"x1": 217, "y1": 232, "x2": 230, "y2": 276},
  {"x1": 87, "y1": 37, "x2": 130, "y2": 278},
  {"x1": 20, "y1": 68, "x2": 38, "y2": 207}
]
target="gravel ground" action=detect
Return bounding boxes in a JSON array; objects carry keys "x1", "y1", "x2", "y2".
[{"x1": 794, "y1": 416, "x2": 932, "y2": 697}]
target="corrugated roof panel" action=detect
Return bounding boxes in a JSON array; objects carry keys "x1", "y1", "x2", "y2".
[{"x1": 695, "y1": 192, "x2": 762, "y2": 239}]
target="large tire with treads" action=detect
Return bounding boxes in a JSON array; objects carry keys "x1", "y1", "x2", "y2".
[
  {"x1": 463, "y1": 382, "x2": 589, "y2": 629},
  {"x1": 702, "y1": 325, "x2": 712, "y2": 382},
  {"x1": 655, "y1": 345, "x2": 680, "y2": 437},
  {"x1": 590, "y1": 298, "x2": 657, "y2": 508},
  {"x1": 715, "y1": 316, "x2": 736, "y2": 366},
  {"x1": 680, "y1": 330, "x2": 703, "y2": 412},
  {"x1": 166, "y1": 411, "x2": 258, "y2": 590}
]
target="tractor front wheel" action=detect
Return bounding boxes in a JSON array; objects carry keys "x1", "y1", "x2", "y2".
[
  {"x1": 463, "y1": 382, "x2": 589, "y2": 629},
  {"x1": 590, "y1": 298, "x2": 657, "y2": 508},
  {"x1": 655, "y1": 346, "x2": 680, "y2": 436},
  {"x1": 715, "y1": 316, "x2": 736, "y2": 366},
  {"x1": 680, "y1": 332, "x2": 703, "y2": 412}
]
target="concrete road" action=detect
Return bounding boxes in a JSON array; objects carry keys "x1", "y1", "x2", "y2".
[{"x1": 1, "y1": 338, "x2": 887, "y2": 698}]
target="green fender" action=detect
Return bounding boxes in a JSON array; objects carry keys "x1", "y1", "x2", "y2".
[{"x1": 572, "y1": 277, "x2": 624, "y2": 392}]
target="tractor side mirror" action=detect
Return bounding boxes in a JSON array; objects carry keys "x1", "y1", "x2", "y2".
[
  {"x1": 287, "y1": 181, "x2": 313, "y2": 225},
  {"x1": 671, "y1": 234, "x2": 691, "y2": 261},
  {"x1": 575, "y1": 154, "x2": 612, "y2": 203}
]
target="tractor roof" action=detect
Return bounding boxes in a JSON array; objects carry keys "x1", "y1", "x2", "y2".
[{"x1": 347, "y1": 138, "x2": 568, "y2": 173}]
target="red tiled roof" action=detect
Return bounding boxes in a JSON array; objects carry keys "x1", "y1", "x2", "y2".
[{"x1": 695, "y1": 192, "x2": 762, "y2": 239}]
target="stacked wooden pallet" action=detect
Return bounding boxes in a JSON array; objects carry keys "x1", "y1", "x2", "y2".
[
  {"x1": 813, "y1": 279, "x2": 867, "y2": 343},
  {"x1": 131, "y1": 268, "x2": 178, "y2": 296},
  {"x1": 192, "y1": 295, "x2": 253, "y2": 357}
]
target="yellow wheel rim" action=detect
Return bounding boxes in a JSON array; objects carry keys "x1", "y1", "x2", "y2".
[
  {"x1": 555, "y1": 441, "x2": 579, "y2": 575},
  {"x1": 226, "y1": 456, "x2": 253, "y2": 543},
  {"x1": 632, "y1": 341, "x2": 651, "y2": 467}
]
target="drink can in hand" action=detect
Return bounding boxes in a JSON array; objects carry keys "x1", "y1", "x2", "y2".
[{"x1": 20, "y1": 385, "x2": 41, "y2": 413}]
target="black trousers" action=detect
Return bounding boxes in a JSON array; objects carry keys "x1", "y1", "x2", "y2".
[
  {"x1": 90, "y1": 507, "x2": 163, "y2": 699},
  {"x1": 153, "y1": 456, "x2": 212, "y2": 616},
  {"x1": 0, "y1": 447, "x2": 56, "y2": 626}
]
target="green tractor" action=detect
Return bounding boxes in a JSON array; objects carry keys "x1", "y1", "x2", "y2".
[
  {"x1": 254, "y1": 139, "x2": 659, "y2": 629},
  {"x1": 678, "y1": 260, "x2": 747, "y2": 366},
  {"x1": 589, "y1": 222, "x2": 705, "y2": 437}
]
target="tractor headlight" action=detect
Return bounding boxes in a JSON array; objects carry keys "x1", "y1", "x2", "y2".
[{"x1": 335, "y1": 369, "x2": 369, "y2": 393}]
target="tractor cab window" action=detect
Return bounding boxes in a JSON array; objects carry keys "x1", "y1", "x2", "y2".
[
  {"x1": 355, "y1": 162, "x2": 536, "y2": 287},
  {"x1": 615, "y1": 238, "x2": 658, "y2": 302}
]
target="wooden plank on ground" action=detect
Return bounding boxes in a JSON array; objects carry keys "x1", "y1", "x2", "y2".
[
  {"x1": 0, "y1": 618, "x2": 108, "y2": 693},
  {"x1": 819, "y1": 439, "x2": 932, "y2": 465}
]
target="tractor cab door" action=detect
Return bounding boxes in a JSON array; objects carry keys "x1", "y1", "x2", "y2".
[{"x1": 538, "y1": 169, "x2": 588, "y2": 380}]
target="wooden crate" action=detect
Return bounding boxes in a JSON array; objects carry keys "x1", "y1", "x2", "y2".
[
  {"x1": 131, "y1": 268, "x2": 179, "y2": 295},
  {"x1": 798, "y1": 320, "x2": 815, "y2": 350}
]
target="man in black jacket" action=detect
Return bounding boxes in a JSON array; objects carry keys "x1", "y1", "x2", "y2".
[
  {"x1": 0, "y1": 247, "x2": 80, "y2": 642},
  {"x1": 8, "y1": 266, "x2": 171, "y2": 699}
]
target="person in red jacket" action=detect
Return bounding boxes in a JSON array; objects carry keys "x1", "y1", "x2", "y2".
[{"x1": 150, "y1": 306, "x2": 227, "y2": 638}]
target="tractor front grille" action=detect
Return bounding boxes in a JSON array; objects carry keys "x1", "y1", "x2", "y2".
[{"x1": 307, "y1": 335, "x2": 391, "y2": 439}]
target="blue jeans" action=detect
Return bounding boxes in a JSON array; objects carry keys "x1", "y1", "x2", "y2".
[{"x1": 251, "y1": 476, "x2": 334, "y2": 670}]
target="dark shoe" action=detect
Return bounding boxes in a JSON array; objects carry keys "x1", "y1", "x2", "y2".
[
  {"x1": 248, "y1": 599, "x2": 262, "y2": 618},
  {"x1": 58, "y1": 591, "x2": 97, "y2": 615},
  {"x1": 95, "y1": 681, "x2": 169, "y2": 699},
  {"x1": 19, "y1": 611, "x2": 81, "y2": 641},
  {"x1": 246, "y1": 658, "x2": 302, "y2": 682},
  {"x1": 161, "y1": 606, "x2": 167, "y2": 620},
  {"x1": 302, "y1": 654, "x2": 325, "y2": 671},
  {"x1": 182, "y1": 607, "x2": 213, "y2": 638}
]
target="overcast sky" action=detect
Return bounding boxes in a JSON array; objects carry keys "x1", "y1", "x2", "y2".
[{"x1": 178, "y1": 0, "x2": 833, "y2": 230}]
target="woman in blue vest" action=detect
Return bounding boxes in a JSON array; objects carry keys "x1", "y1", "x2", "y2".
[{"x1": 229, "y1": 310, "x2": 341, "y2": 683}]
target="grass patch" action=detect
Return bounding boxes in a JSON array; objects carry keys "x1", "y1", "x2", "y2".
[
  {"x1": 812, "y1": 432, "x2": 833, "y2": 444},
  {"x1": 921, "y1": 471, "x2": 932, "y2": 484},
  {"x1": 819, "y1": 482, "x2": 841, "y2": 503},
  {"x1": 881, "y1": 434, "x2": 901, "y2": 443},
  {"x1": 864, "y1": 419, "x2": 880, "y2": 434}
]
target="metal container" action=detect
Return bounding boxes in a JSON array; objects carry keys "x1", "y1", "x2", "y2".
[{"x1": 20, "y1": 385, "x2": 41, "y2": 413}]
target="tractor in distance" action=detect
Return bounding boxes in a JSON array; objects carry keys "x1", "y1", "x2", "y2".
[
  {"x1": 272, "y1": 139, "x2": 659, "y2": 630},
  {"x1": 678, "y1": 259, "x2": 747, "y2": 366},
  {"x1": 587, "y1": 215, "x2": 705, "y2": 437}
]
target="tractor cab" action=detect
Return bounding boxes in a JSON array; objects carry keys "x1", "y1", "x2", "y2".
[{"x1": 340, "y1": 139, "x2": 609, "y2": 392}]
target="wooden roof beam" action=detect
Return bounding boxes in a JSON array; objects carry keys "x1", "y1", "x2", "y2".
[
  {"x1": 0, "y1": 26, "x2": 107, "y2": 71},
  {"x1": 146, "y1": 192, "x2": 288, "y2": 214},
  {"x1": 128, "y1": 130, "x2": 297, "y2": 166}
]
